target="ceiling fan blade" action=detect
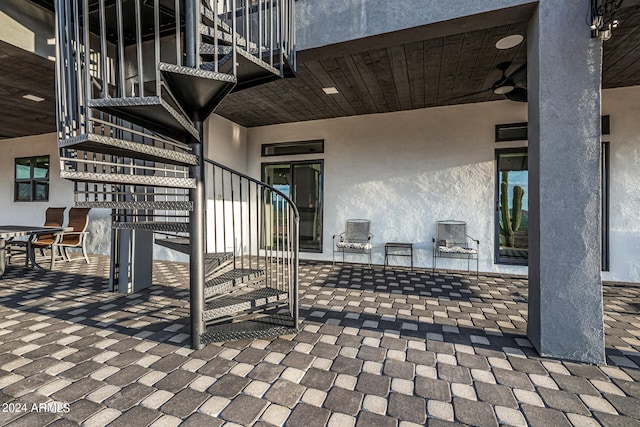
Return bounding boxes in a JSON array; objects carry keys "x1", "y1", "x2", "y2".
[
  {"x1": 449, "y1": 88, "x2": 491, "y2": 102},
  {"x1": 492, "y1": 61, "x2": 511, "y2": 90},
  {"x1": 505, "y1": 87, "x2": 527, "y2": 102},
  {"x1": 449, "y1": 62, "x2": 527, "y2": 103},
  {"x1": 507, "y1": 63, "x2": 527, "y2": 87}
]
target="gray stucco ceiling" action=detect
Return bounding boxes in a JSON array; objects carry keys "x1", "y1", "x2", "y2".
[{"x1": 1, "y1": 3, "x2": 639, "y2": 137}]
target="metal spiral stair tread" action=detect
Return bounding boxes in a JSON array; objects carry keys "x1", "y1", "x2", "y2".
[
  {"x1": 59, "y1": 133, "x2": 197, "y2": 166},
  {"x1": 88, "y1": 96, "x2": 199, "y2": 141},
  {"x1": 112, "y1": 221, "x2": 190, "y2": 233},
  {"x1": 203, "y1": 287, "x2": 289, "y2": 321},
  {"x1": 74, "y1": 200, "x2": 193, "y2": 211},
  {"x1": 204, "y1": 268, "x2": 264, "y2": 298},
  {"x1": 60, "y1": 170, "x2": 196, "y2": 189},
  {"x1": 158, "y1": 63, "x2": 237, "y2": 118},
  {"x1": 201, "y1": 314, "x2": 297, "y2": 343}
]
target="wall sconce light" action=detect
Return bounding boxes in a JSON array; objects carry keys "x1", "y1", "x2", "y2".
[{"x1": 591, "y1": 0, "x2": 624, "y2": 40}]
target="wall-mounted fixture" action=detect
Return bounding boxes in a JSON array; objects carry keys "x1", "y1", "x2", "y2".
[{"x1": 591, "y1": 0, "x2": 624, "y2": 40}]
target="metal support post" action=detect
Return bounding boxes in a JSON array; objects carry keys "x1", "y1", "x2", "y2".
[
  {"x1": 186, "y1": 0, "x2": 205, "y2": 349},
  {"x1": 189, "y1": 122, "x2": 206, "y2": 350},
  {"x1": 185, "y1": 0, "x2": 199, "y2": 69}
]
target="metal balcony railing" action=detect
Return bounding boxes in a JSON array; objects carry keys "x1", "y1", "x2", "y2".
[
  {"x1": 204, "y1": 157, "x2": 299, "y2": 327},
  {"x1": 54, "y1": 0, "x2": 295, "y2": 140}
]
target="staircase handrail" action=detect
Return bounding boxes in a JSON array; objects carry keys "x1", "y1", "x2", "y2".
[
  {"x1": 203, "y1": 155, "x2": 300, "y2": 332},
  {"x1": 203, "y1": 157, "x2": 300, "y2": 221}
]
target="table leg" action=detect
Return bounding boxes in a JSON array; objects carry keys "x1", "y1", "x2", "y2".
[
  {"x1": 27, "y1": 242, "x2": 45, "y2": 271},
  {"x1": 384, "y1": 246, "x2": 388, "y2": 270}
]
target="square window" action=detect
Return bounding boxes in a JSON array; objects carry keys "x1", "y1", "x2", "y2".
[{"x1": 15, "y1": 155, "x2": 50, "y2": 202}]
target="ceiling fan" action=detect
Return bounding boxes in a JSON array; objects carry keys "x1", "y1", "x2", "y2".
[
  {"x1": 493, "y1": 61, "x2": 527, "y2": 102},
  {"x1": 452, "y1": 62, "x2": 528, "y2": 102}
]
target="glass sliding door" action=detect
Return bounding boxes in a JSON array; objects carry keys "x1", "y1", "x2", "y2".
[
  {"x1": 496, "y1": 149, "x2": 528, "y2": 264},
  {"x1": 263, "y1": 161, "x2": 323, "y2": 252}
]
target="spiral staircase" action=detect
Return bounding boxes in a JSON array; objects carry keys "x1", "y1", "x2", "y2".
[{"x1": 53, "y1": 0, "x2": 298, "y2": 349}]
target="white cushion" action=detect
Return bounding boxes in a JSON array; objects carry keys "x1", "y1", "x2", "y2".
[
  {"x1": 438, "y1": 245, "x2": 477, "y2": 255},
  {"x1": 337, "y1": 241, "x2": 371, "y2": 250}
]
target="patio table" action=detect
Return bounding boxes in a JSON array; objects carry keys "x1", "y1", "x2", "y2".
[
  {"x1": 0, "y1": 226, "x2": 70, "y2": 277},
  {"x1": 384, "y1": 242, "x2": 413, "y2": 271}
]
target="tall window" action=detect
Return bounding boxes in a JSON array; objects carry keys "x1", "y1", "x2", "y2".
[
  {"x1": 496, "y1": 149, "x2": 529, "y2": 265},
  {"x1": 15, "y1": 156, "x2": 50, "y2": 202},
  {"x1": 262, "y1": 161, "x2": 323, "y2": 252},
  {"x1": 494, "y1": 117, "x2": 610, "y2": 268}
]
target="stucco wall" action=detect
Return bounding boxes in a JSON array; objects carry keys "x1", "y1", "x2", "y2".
[
  {"x1": 0, "y1": 133, "x2": 111, "y2": 256},
  {"x1": 2, "y1": 86, "x2": 638, "y2": 281},
  {"x1": 245, "y1": 86, "x2": 640, "y2": 283},
  {"x1": 204, "y1": 114, "x2": 249, "y2": 174},
  {"x1": 246, "y1": 100, "x2": 530, "y2": 275}
]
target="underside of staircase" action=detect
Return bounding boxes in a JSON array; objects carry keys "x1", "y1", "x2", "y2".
[{"x1": 53, "y1": 0, "x2": 298, "y2": 348}]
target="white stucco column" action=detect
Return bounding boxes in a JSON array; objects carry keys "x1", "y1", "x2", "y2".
[{"x1": 527, "y1": 0, "x2": 605, "y2": 363}]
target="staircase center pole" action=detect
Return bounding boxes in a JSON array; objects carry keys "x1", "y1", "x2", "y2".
[
  {"x1": 189, "y1": 128, "x2": 206, "y2": 350},
  {"x1": 186, "y1": 0, "x2": 205, "y2": 350}
]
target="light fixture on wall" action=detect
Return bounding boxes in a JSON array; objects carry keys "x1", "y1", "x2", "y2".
[
  {"x1": 322, "y1": 87, "x2": 339, "y2": 95},
  {"x1": 591, "y1": 0, "x2": 624, "y2": 40},
  {"x1": 495, "y1": 34, "x2": 524, "y2": 50},
  {"x1": 23, "y1": 94, "x2": 45, "y2": 102}
]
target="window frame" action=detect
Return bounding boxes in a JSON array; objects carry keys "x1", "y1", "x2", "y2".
[
  {"x1": 495, "y1": 147, "x2": 529, "y2": 266},
  {"x1": 14, "y1": 155, "x2": 50, "y2": 202},
  {"x1": 495, "y1": 122, "x2": 528, "y2": 142},
  {"x1": 261, "y1": 159, "x2": 324, "y2": 253},
  {"x1": 261, "y1": 140, "x2": 324, "y2": 157},
  {"x1": 494, "y1": 115, "x2": 611, "y2": 269}
]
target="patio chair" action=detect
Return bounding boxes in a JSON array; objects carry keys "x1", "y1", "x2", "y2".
[
  {"x1": 333, "y1": 219, "x2": 373, "y2": 267},
  {"x1": 58, "y1": 208, "x2": 91, "y2": 264},
  {"x1": 7, "y1": 207, "x2": 66, "y2": 266},
  {"x1": 432, "y1": 220, "x2": 479, "y2": 278}
]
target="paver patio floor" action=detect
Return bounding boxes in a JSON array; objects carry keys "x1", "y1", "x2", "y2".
[{"x1": 0, "y1": 255, "x2": 638, "y2": 426}]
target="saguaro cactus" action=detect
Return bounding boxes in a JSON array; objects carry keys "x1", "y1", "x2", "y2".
[
  {"x1": 500, "y1": 171, "x2": 524, "y2": 247},
  {"x1": 512, "y1": 185, "x2": 524, "y2": 232}
]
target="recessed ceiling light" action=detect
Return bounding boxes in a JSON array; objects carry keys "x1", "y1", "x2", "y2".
[
  {"x1": 495, "y1": 34, "x2": 524, "y2": 50},
  {"x1": 322, "y1": 87, "x2": 339, "y2": 95},
  {"x1": 23, "y1": 94, "x2": 45, "y2": 102}
]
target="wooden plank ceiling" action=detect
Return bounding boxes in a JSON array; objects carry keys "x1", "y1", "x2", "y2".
[
  {"x1": 217, "y1": 5, "x2": 640, "y2": 127},
  {"x1": 1, "y1": 4, "x2": 639, "y2": 138},
  {"x1": 0, "y1": 41, "x2": 57, "y2": 139}
]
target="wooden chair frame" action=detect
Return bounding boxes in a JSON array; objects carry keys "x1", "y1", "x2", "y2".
[{"x1": 58, "y1": 208, "x2": 91, "y2": 264}]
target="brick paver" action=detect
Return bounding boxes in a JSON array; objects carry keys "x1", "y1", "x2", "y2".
[{"x1": 0, "y1": 256, "x2": 638, "y2": 426}]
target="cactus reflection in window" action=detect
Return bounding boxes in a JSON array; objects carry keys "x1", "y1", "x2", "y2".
[{"x1": 497, "y1": 150, "x2": 528, "y2": 264}]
